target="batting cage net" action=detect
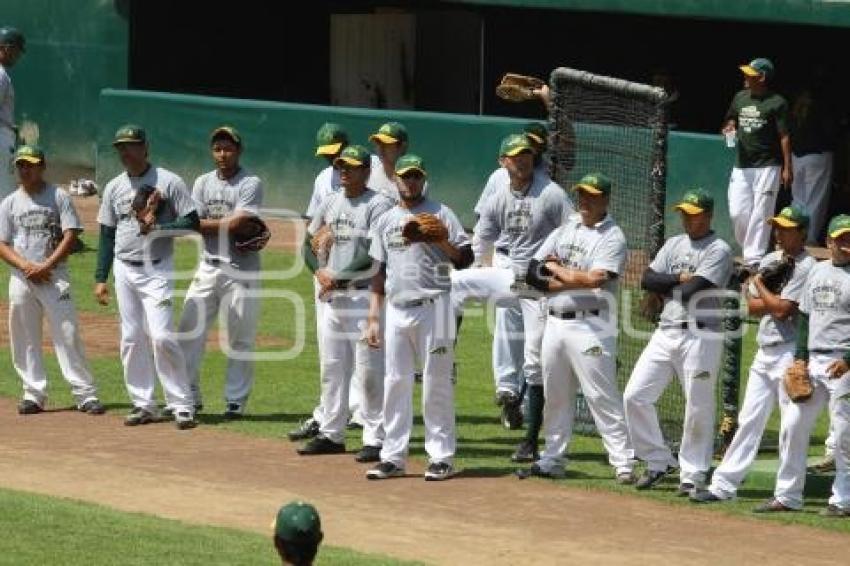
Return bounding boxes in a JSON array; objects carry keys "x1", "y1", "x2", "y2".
[{"x1": 546, "y1": 67, "x2": 688, "y2": 446}]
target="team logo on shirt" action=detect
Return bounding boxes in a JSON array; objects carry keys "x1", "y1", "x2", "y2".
[
  {"x1": 16, "y1": 209, "x2": 55, "y2": 234},
  {"x1": 505, "y1": 201, "x2": 532, "y2": 236},
  {"x1": 206, "y1": 199, "x2": 232, "y2": 220},
  {"x1": 811, "y1": 281, "x2": 843, "y2": 311},
  {"x1": 670, "y1": 253, "x2": 696, "y2": 276},
  {"x1": 387, "y1": 221, "x2": 409, "y2": 251},
  {"x1": 557, "y1": 242, "x2": 588, "y2": 270},
  {"x1": 739, "y1": 105, "x2": 767, "y2": 133},
  {"x1": 332, "y1": 213, "x2": 356, "y2": 243}
]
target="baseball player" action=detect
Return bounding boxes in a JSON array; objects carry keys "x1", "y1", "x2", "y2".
[
  {"x1": 453, "y1": 133, "x2": 573, "y2": 463},
  {"x1": 368, "y1": 121, "x2": 408, "y2": 201},
  {"x1": 624, "y1": 189, "x2": 733, "y2": 493},
  {"x1": 723, "y1": 57, "x2": 792, "y2": 269},
  {"x1": 517, "y1": 173, "x2": 635, "y2": 482},
  {"x1": 755, "y1": 214, "x2": 850, "y2": 516},
  {"x1": 273, "y1": 501, "x2": 323, "y2": 565},
  {"x1": 472, "y1": 123, "x2": 553, "y2": 430},
  {"x1": 0, "y1": 145, "x2": 104, "y2": 415},
  {"x1": 297, "y1": 145, "x2": 393, "y2": 462},
  {"x1": 94, "y1": 124, "x2": 199, "y2": 429},
  {"x1": 690, "y1": 205, "x2": 816, "y2": 504},
  {"x1": 0, "y1": 27, "x2": 25, "y2": 197},
  {"x1": 365, "y1": 154, "x2": 473, "y2": 481},
  {"x1": 177, "y1": 126, "x2": 262, "y2": 419}
]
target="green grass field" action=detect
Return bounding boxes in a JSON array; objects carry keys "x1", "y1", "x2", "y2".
[
  {"x1": 0, "y1": 488, "x2": 418, "y2": 566},
  {"x1": 0, "y1": 234, "x2": 844, "y2": 538}
]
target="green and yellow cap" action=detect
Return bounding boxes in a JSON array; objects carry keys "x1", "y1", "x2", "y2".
[
  {"x1": 315, "y1": 123, "x2": 348, "y2": 156},
  {"x1": 573, "y1": 172, "x2": 612, "y2": 196},
  {"x1": 210, "y1": 125, "x2": 242, "y2": 146},
  {"x1": 673, "y1": 188, "x2": 714, "y2": 215},
  {"x1": 395, "y1": 154, "x2": 427, "y2": 176},
  {"x1": 14, "y1": 145, "x2": 44, "y2": 165},
  {"x1": 769, "y1": 205, "x2": 809, "y2": 229},
  {"x1": 333, "y1": 144, "x2": 371, "y2": 168},
  {"x1": 739, "y1": 58, "x2": 775, "y2": 80},
  {"x1": 828, "y1": 215, "x2": 850, "y2": 239},
  {"x1": 499, "y1": 133, "x2": 534, "y2": 157},
  {"x1": 113, "y1": 124, "x2": 147, "y2": 145},
  {"x1": 369, "y1": 122, "x2": 408, "y2": 145},
  {"x1": 0, "y1": 27, "x2": 25, "y2": 51},
  {"x1": 273, "y1": 501, "x2": 322, "y2": 543},
  {"x1": 523, "y1": 122, "x2": 548, "y2": 146}
]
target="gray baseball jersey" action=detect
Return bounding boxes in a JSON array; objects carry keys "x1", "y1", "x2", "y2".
[
  {"x1": 305, "y1": 165, "x2": 341, "y2": 219},
  {"x1": 534, "y1": 213, "x2": 627, "y2": 313},
  {"x1": 97, "y1": 166, "x2": 196, "y2": 263},
  {"x1": 799, "y1": 260, "x2": 850, "y2": 353},
  {"x1": 756, "y1": 250, "x2": 817, "y2": 347},
  {"x1": 649, "y1": 232, "x2": 733, "y2": 330},
  {"x1": 0, "y1": 184, "x2": 82, "y2": 264},
  {"x1": 309, "y1": 188, "x2": 393, "y2": 287},
  {"x1": 474, "y1": 172, "x2": 572, "y2": 276},
  {"x1": 474, "y1": 163, "x2": 550, "y2": 216},
  {"x1": 0, "y1": 63, "x2": 13, "y2": 130},
  {"x1": 369, "y1": 198, "x2": 469, "y2": 303},
  {"x1": 368, "y1": 155, "x2": 401, "y2": 202},
  {"x1": 193, "y1": 168, "x2": 263, "y2": 271}
]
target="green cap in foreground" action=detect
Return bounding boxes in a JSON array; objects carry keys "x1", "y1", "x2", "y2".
[
  {"x1": 315, "y1": 123, "x2": 348, "y2": 156},
  {"x1": 769, "y1": 205, "x2": 809, "y2": 229},
  {"x1": 333, "y1": 144, "x2": 371, "y2": 168},
  {"x1": 14, "y1": 144, "x2": 44, "y2": 164},
  {"x1": 739, "y1": 57, "x2": 775, "y2": 80},
  {"x1": 395, "y1": 154, "x2": 427, "y2": 176},
  {"x1": 113, "y1": 124, "x2": 147, "y2": 145},
  {"x1": 499, "y1": 133, "x2": 533, "y2": 157},
  {"x1": 274, "y1": 501, "x2": 322, "y2": 543},
  {"x1": 673, "y1": 188, "x2": 714, "y2": 215},
  {"x1": 210, "y1": 125, "x2": 242, "y2": 146},
  {"x1": 369, "y1": 122, "x2": 408, "y2": 145},
  {"x1": 573, "y1": 172, "x2": 612, "y2": 196},
  {"x1": 828, "y1": 214, "x2": 850, "y2": 239}
]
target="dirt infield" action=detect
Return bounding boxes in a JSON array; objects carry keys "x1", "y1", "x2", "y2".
[{"x1": 1, "y1": 400, "x2": 848, "y2": 566}]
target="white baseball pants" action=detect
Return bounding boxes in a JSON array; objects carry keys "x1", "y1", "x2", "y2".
[
  {"x1": 317, "y1": 290, "x2": 384, "y2": 446},
  {"x1": 624, "y1": 327, "x2": 724, "y2": 486},
  {"x1": 9, "y1": 267, "x2": 98, "y2": 407},
  {"x1": 774, "y1": 353, "x2": 850, "y2": 510},
  {"x1": 114, "y1": 259, "x2": 193, "y2": 414},
  {"x1": 709, "y1": 343, "x2": 795, "y2": 499},
  {"x1": 727, "y1": 165, "x2": 781, "y2": 267},
  {"x1": 0, "y1": 126, "x2": 14, "y2": 197},
  {"x1": 178, "y1": 261, "x2": 259, "y2": 409},
  {"x1": 491, "y1": 252, "x2": 524, "y2": 395},
  {"x1": 791, "y1": 152, "x2": 833, "y2": 243},
  {"x1": 380, "y1": 294, "x2": 456, "y2": 467},
  {"x1": 538, "y1": 315, "x2": 634, "y2": 474}
]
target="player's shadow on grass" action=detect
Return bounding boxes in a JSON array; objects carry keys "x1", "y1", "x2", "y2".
[{"x1": 198, "y1": 412, "x2": 312, "y2": 426}]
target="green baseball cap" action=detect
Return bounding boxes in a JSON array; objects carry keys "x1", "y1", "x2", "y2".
[
  {"x1": 333, "y1": 144, "x2": 371, "y2": 168},
  {"x1": 0, "y1": 27, "x2": 25, "y2": 51},
  {"x1": 14, "y1": 144, "x2": 44, "y2": 164},
  {"x1": 499, "y1": 133, "x2": 534, "y2": 157},
  {"x1": 523, "y1": 122, "x2": 548, "y2": 146},
  {"x1": 769, "y1": 205, "x2": 809, "y2": 229},
  {"x1": 673, "y1": 188, "x2": 714, "y2": 215},
  {"x1": 828, "y1": 215, "x2": 850, "y2": 239},
  {"x1": 740, "y1": 58, "x2": 775, "y2": 80},
  {"x1": 210, "y1": 125, "x2": 242, "y2": 146},
  {"x1": 113, "y1": 124, "x2": 147, "y2": 145},
  {"x1": 369, "y1": 122, "x2": 408, "y2": 145},
  {"x1": 274, "y1": 501, "x2": 322, "y2": 543},
  {"x1": 315, "y1": 123, "x2": 348, "y2": 156},
  {"x1": 395, "y1": 154, "x2": 427, "y2": 176},
  {"x1": 573, "y1": 172, "x2": 612, "y2": 196}
]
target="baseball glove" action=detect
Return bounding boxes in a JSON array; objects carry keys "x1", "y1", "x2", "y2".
[
  {"x1": 496, "y1": 73, "x2": 545, "y2": 103},
  {"x1": 402, "y1": 213, "x2": 448, "y2": 243},
  {"x1": 233, "y1": 215, "x2": 270, "y2": 252},
  {"x1": 310, "y1": 224, "x2": 334, "y2": 265},
  {"x1": 783, "y1": 360, "x2": 813, "y2": 403},
  {"x1": 131, "y1": 184, "x2": 160, "y2": 218},
  {"x1": 757, "y1": 255, "x2": 795, "y2": 294},
  {"x1": 639, "y1": 291, "x2": 665, "y2": 322}
]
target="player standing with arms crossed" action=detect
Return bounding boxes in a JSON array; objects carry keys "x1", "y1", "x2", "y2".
[
  {"x1": 178, "y1": 126, "x2": 263, "y2": 419},
  {"x1": 365, "y1": 154, "x2": 473, "y2": 481},
  {"x1": 0, "y1": 145, "x2": 104, "y2": 415},
  {"x1": 297, "y1": 145, "x2": 393, "y2": 462},
  {"x1": 517, "y1": 173, "x2": 635, "y2": 482},
  {"x1": 0, "y1": 27, "x2": 25, "y2": 197},
  {"x1": 95, "y1": 125, "x2": 199, "y2": 429},
  {"x1": 691, "y1": 206, "x2": 816, "y2": 504},
  {"x1": 624, "y1": 189, "x2": 733, "y2": 493}
]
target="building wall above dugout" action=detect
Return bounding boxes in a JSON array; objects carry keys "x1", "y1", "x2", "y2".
[{"x1": 450, "y1": 0, "x2": 850, "y2": 28}]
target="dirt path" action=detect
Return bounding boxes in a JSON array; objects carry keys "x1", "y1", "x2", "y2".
[{"x1": 1, "y1": 400, "x2": 848, "y2": 565}]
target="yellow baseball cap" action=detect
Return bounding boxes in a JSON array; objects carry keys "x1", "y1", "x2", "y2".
[{"x1": 14, "y1": 145, "x2": 44, "y2": 164}]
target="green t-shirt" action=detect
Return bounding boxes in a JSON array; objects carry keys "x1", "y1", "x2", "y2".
[{"x1": 725, "y1": 89, "x2": 789, "y2": 168}]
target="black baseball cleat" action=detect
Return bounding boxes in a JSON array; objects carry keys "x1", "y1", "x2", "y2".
[
  {"x1": 820, "y1": 504, "x2": 850, "y2": 518},
  {"x1": 297, "y1": 435, "x2": 345, "y2": 456},
  {"x1": 510, "y1": 439, "x2": 539, "y2": 463},
  {"x1": 124, "y1": 407, "x2": 157, "y2": 426},
  {"x1": 223, "y1": 403, "x2": 243, "y2": 420},
  {"x1": 752, "y1": 498, "x2": 796, "y2": 513},
  {"x1": 424, "y1": 462, "x2": 456, "y2": 481},
  {"x1": 367, "y1": 461, "x2": 405, "y2": 480},
  {"x1": 516, "y1": 463, "x2": 566, "y2": 480},
  {"x1": 690, "y1": 490, "x2": 723, "y2": 504},
  {"x1": 355, "y1": 445, "x2": 382, "y2": 463},
  {"x1": 287, "y1": 418, "x2": 320, "y2": 442},
  {"x1": 634, "y1": 466, "x2": 676, "y2": 490},
  {"x1": 79, "y1": 399, "x2": 106, "y2": 415},
  {"x1": 17, "y1": 399, "x2": 43, "y2": 415},
  {"x1": 496, "y1": 390, "x2": 523, "y2": 430}
]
